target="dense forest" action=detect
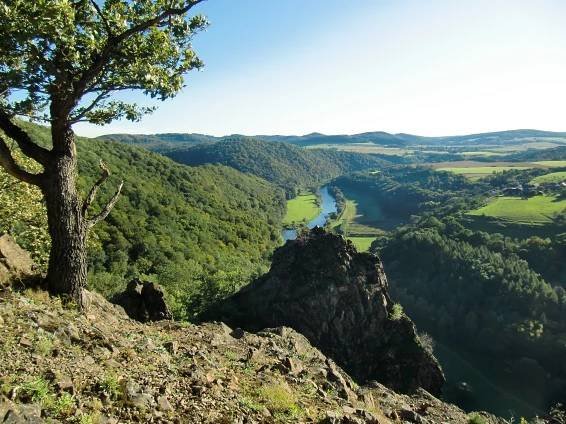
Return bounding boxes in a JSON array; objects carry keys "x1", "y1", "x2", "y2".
[
  {"x1": 159, "y1": 136, "x2": 389, "y2": 197},
  {"x1": 332, "y1": 168, "x2": 483, "y2": 226},
  {"x1": 333, "y1": 167, "x2": 566, "y2": 409},
  {"x1": 1, "y1": 122, "x2": 286, "y2": 319},
  {"x1": 100, "y1": 132, "x2": 218, "y2": 151}
]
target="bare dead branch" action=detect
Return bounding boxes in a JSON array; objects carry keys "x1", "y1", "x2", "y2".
[
  {"x1": 86, "y1": 180, "x2": 124, "y2": 228},
  {"x1": 0, "y1": 110, "x2": 51, "y2": 164},
  {"x1": 0, "y1": 135, "x2": 43, "y2": 186},
  {"x1": 82, "y1": 160, "x2": 110, "y2": 214}
]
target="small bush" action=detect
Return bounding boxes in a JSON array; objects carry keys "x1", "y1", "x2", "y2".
[
  {"x1": 418, "y1": 332, "x2": 435, "y2": 354},
  {"x1": 19, "y1": 377, "x2": 51, "y2": 403},
  {"x1": 390, "y1": 303, "x2": 404, "y2": 321},
  {"x1": 257, "y1": 382, "x2": 302, "y2": 418},
  {"x1": 99, "y1": 373, "x2": 121, "y2": 400},
  {"x1": 51, "y1": 392, "x2": 75, "y2": 417},
  {"x1": 35, "y1": 335, "x2": 54, "y2": 356},
  {"x1": 468, "y1": 413, "x2": 487, "y2": 424}
]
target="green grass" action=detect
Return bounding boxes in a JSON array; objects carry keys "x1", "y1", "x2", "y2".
[
  {"x1": 282, "y1": 192, "x2": 321, "y2": 226},
  {"x1": 347, "y1": 236, "x2": 377, "y2": 252},
  {"x1": 460, "y1": 151, "x2": 504, "y2": 157},
  {"x1": 329, "y1": 200, "x2": 357, "y2": 231},
  {"x1": 438, "y1": 166, "x2": 530, "y2": 175},
  {"x1": 531, "y1": 171, "x2": 566, "y2": 184},
  {"x1": 533, "y1": 160, "x2": 566, "y2": 167},
  {"x1": 468, "y1": 195, "x2": 566, "y2": 225}
]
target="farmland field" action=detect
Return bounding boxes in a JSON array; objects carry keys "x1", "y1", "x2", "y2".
[
  {"x1": 307, "y1": 143, "x2": 412, "y2": 156},
  {"x1": 468, "y1": 195, "x2": 566, "y2": 225},
  {"x1": 533, "y1": 161, "x2": 566, "y2": 167},
  {"x1": 437, "y1": 166, "x2": 531, "y2": 176},
  {"x1": 531, "y1": 172, "x2": 566, "y2": 184},
  {"x1": 283, "y1": 191, "x2": 320, "y2": 226}
]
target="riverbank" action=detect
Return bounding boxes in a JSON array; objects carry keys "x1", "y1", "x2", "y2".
[
  {"x1": 326, "y1": 196, "x2": 383, "y2": 252},
  {"x1": 282, "y1": 191, "x2": 321, "y2": 227},
  {"x1": 282, "y1": 187, "x2": 337, "y2": 241}
]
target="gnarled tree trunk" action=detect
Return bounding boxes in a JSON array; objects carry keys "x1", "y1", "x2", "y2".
[{"x1": 43, "y1": 124, "x2": 88, "y2": 305}]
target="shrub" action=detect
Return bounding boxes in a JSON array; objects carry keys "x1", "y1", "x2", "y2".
[{"x1": 390, "y1": 303, "x2": 404, "y2": 321}]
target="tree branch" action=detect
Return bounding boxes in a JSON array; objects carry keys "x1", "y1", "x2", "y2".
[
  {"x1": 74, "y1": 0, "x2": 205, "y2": 98},
  {"x1": 82, "y1": 160, "x2": 110, "y2": 214},
  {"x1": 70, "y1": 90, "x2": 111, "y2": 123},
  {"x1": 0, "y1": 135, "x2": 43, "y2": 186},
  {"x1": 89, "y1": 0, "x2": 113, "y2": 36},
  {"x1": 0, "y1": 110, "x2": 51, "y2": 164},
  {"x1": 86, "y1": 180, "x2": 124, "y2": 228}
]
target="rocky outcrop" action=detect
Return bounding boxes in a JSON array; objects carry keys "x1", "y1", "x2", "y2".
[
  {"x1": 203, "y1": 228, "x2": 445, "y2": 395},
  {"x1": 0, "y1": 234, "x2": 36, "y2": 287},
  {"x1": 0, "y1": 286, "x2": 504, "y2": 423},
  {"x1": 112, "y1": 278, "x2": 172, "y2": 322}
]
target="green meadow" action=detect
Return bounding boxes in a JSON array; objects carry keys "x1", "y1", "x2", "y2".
[
  {"x1": 533, "y1": 160, "x2": 566, "y2": 167},
  {"x1": 283, "y1": 191, "x2": 321, "y2": 226},
  {"x1": 347, "y1": 236, "x2": 377, "y2": 252},
  {"x1": 531, "y1": 172, "x2": 566, "y2": 184},
  {"x1": 438, "y1": 166, "x2": 530, "y2": 176},
  {"x1": 468, "y1": 195, "x2": 566, "y2": 225}
]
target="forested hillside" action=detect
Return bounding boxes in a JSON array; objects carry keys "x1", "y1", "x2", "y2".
[
  {"x1": 100, "y1": 132, "x2": 217, "y2": 151},
  {"x1": 334, "y1": 167, "x2": 566, "y2": 411},
  {"x1": 1, "y1": 122, "x2": 286, "y2": 319},
  {"x1": 160, "y1": 136, "x2": 388, "y2": 196}
]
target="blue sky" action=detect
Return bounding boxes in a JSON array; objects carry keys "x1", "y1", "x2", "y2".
[{"x1": 75, "y1": 0, "x2": 566, "y2": 137}]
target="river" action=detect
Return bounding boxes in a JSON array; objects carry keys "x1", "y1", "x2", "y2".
[{"x1": 282, "y1": 186, "x2": 337, "y2": 241}]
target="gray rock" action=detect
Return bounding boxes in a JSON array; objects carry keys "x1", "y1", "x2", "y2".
[
  {"x1": 203, "y1": 228, "x2": 445, "y2": 395},
  {"x1": 112, "y1": 279, "x2": 172, "y2": 323},
  {"x1": 157, "y1": 395, "x2": 173, "y2": 412},
  {"x1": 0, "y1": 234, "x2": 36, "y2": 287}
]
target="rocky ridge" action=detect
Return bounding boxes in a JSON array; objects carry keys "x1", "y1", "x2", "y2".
[
  {"x1": 0, "y1": 286, "x2": 503, "y2": 423},
  {"x1": 203, "y1": 229, "x2": 444, "y2": 396},
  {"x1": 0, "y1": 235, "x2": 506, "y2": 423}
]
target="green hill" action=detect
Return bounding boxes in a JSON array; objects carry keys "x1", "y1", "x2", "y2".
[
  {"x1": 1, "y1": 122, "x2": 286, "y2": 319},
  {"x1": 160, "y1": 136, "x2": 389, "y2": 196}
]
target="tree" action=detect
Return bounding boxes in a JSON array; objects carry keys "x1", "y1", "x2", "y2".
[{"x1": 0, "y1": 0, "x2": 208, "y2": 306}]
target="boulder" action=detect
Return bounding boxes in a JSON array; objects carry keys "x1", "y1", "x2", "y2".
[
  {"x1": 112, "y1": 278, "x2": 172, "y2": 322},
  {"x1": 0, "y1": 234, "x2": 36, "y2": 286},
  {"x1": 202, "y1": 228, "x2": 445, "y2": 395}
]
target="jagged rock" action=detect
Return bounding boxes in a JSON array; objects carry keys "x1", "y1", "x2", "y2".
[
  {"x1": 203, "y1": 228, "x2": 445, "y2": 395},
  {"x1": 157, "y1": 395, "x2": 173, "y2": 412},
  {"x1": 0, "y1": 234, "x2": 36, "y2": 287},
  {"x1": 2, "y1": 403, "x2": 43, "y2": 424},
  {"x1": 112, "y1": 278, "x2": 172, "y2": 322}
]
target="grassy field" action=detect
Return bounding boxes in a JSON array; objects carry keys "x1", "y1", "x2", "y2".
[
  {"x1": 327, "y1": 197, "x2": 382, "y2": 252},
  {"x1": 460, "y1": 151, "x2": 504, "y2": 157},
  {"x1": 531, "y1": 171, "x2": 566, "y2": 184},
  {"x1": 468, "y1": 195, "x2": 566, "y2": 225},
  {"x1": 308, "y1": 143, "x2": 412, "y2": 156},
  {"x1": 437, "y1": 166, "x2": 531, "y2": 176},
  {"x1": 283, "y1": 191, "x2": 321, "y2": 226},
  {"x1": 347, "y1": 236, "x2": 377, "y2": 252},
  {"x1": 533, "y1": 161, "x2": 566, "y2": 167}
]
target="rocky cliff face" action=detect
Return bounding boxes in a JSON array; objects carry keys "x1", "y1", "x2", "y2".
[{"x1": 203, "y1": 228, "x2": 445, "y2": 396}]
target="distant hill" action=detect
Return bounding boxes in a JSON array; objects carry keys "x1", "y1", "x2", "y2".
[
  {"x1": 100, "y1": 132, "x2": 218, "y2": 150},
  {"x1": 160, "y1": 136, "x2": 390, "y2": 196},
  {"x1": 98, "y1": 128, "x2": 566, "y2": 149}
]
